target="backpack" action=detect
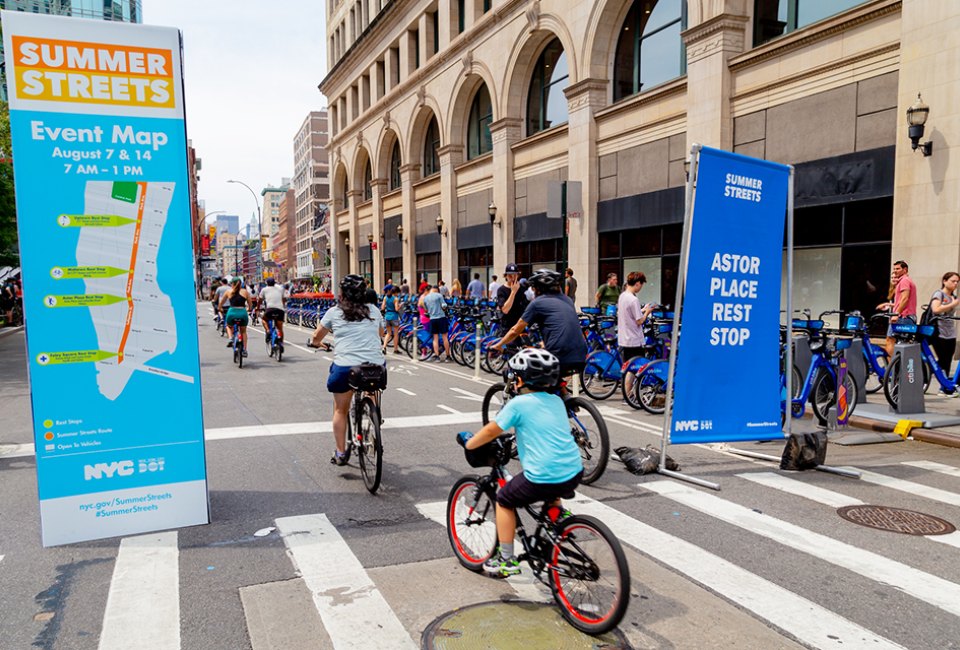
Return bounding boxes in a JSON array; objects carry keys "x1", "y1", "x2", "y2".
[{"x1": 919, "y1": 292, "x2": 942, "y2": 338}]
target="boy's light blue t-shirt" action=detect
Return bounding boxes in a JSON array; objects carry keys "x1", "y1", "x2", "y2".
[
  {"x1": 422, "y1": 291, "x2": 446, "y2": 319},
  {"x1": 495, "y1": 392, "x2": 583, "y2": 483}
]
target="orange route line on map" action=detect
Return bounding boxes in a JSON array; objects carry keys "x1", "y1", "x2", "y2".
[{"x1": 117, "y1": 182, "x2": 146, "y2": 363}]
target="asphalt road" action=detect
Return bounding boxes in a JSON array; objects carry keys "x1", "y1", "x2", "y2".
[{"x1": 2, "y1": 307, "x2": 960, "y2": 649}]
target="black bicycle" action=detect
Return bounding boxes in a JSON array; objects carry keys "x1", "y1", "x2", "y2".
[
  {"x1": 480, "y1": 376, "x2": 610, "y2": 484},
  {"x1": 447, "y1": 434, "x2": 630, "y2": 635}
]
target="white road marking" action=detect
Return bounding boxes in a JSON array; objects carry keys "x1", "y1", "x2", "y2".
[
  {"x1": 839, "y1": 466, "x2": 960, "y2": 508},
  {"x1": 395, "y1": 388, "x2": 416, "y2": 396},
  {"x1": 98, "y1": 532, "x2": 179, "y2": 650},
  {"x1": 205, "y1": 412, "x2": 482, "y2": 442},
  {"x1": 571, "y1": 494, "x2": 905, "y2": 650},
  {"x1": 737, "y1": 472, "x2": 960, "y2": 550},
  {"x1": 436, "y1": 405, "x2": 463, "y2": 415},
  {"x1": 322, "y1": 355, "x2": 333, "y2": 362},
  {"x1": 737, "y1": 472, "x2": 863, "y2": 508},
  {"x1": 642, "y1": 480, "x2": 960, "y2": 618},
  {"x1": 901, "y1": 460, "x2": 960, "y2": 479},
  {"x1": 450, "y1": 387, "x2": 485, "y2": 402},
  {"x1": 415, "y1": 501, "x2": 549, "y2": 603},
  {"x1": 276, "y1": 514, "x2": 417, "y2": 650},
  {"x1": 0, "y1": 443, "x2": 36, "y2": 459}
]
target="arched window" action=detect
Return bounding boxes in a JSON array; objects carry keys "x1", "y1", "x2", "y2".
[
  {"x1": 613, "y1": 0, "x2": 686, "y2": 102},
  {"x1": 362, "y1": 159, "x2": 372, "y2": 201},
  {"x1": 467, "y1": 84, "x2": 493, "y2": 160},
  {"x1": 754, "y1": 0, "x2": 868, "y2": 45},
  {"x1": 338, "y1": 174, "x2": 348, "y2": 211},
  {"x1": 423, "y1": 117, "x2": 440, "y2": 176},
  {"x1": 527, "y1": 38, "x2": 569, "y2": 136},
  {"x1": 389, "y1": 140, "x2": 402, "y2": 190}
]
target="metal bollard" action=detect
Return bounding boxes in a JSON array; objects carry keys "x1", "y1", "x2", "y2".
[{"x1": 473, "y1": 322, "x2": 482, "y2": 380}]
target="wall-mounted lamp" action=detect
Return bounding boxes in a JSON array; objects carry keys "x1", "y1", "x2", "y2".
[
  {"x1": 344, "y1": 235, "x2": 351, "y2": 250},
  {"x1": 367, "y1": 232, "x2": 374, "y2": 244},
  {"x1": 436, "y1": 215, "x2": 445, "y2": 236},
  {"x1": 906, "y1": 93, "x2": 933, "y2": 157},
  {"x1": 396, "y1": 224, "x2": 404, "y2": 241},
  {"x1": 488, "y1": 202, "x2": 500, "y2": 228}
]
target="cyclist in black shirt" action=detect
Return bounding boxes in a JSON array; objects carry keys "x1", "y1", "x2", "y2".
[
  {"x1": 492, "y1": 268, "x2": 587, "y2": 383},
  {"x1": 496, "y1": 263, "x2": 529, "y2": 332}
]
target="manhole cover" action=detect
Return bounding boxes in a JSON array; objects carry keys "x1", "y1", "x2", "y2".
[
  {"x1": 422, "y1": 601, "x2": 631, "y2": 649},
  {"x1": 837, "y1": 505, "x2": 956, "y2": 535}
]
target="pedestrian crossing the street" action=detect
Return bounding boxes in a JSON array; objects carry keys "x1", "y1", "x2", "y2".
[{"x1": 10, "y1": 459, "x2": 960, "y2": 649}]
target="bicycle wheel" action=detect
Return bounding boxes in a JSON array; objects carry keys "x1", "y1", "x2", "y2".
[
  {"x1": 565, "y1": 397, "x2": 609, "y2": 485},
  {"x1": 276, "y1": 342, "x2": 283, "y2": 363},
  {"x1": 883, "y1": 356, "x2": 901, "y2": 410},
  {"x1": 549, "y1": 514, "x2": 630, "y2": 635},
  {"x1": 238, "y1": 341, "x2": 244, "y2": 369},
  {"x1": 864, "y1": 350, "x2": 887, "y2": 394},
  {"x1": 580, "y1": 357, "x2": 619, "y2": 401},
  {"x1": 357, "y1": 397, "x2": 383, "y2": 494},
  {"x1": 486, "y1": 347, "x2": 508, "y2": 374},
  {"x1": 233, "y1": 339, "x2": 239, "y2": 365},
  {"x1": 461, "y1": 340, "x2": 476, "y2": 368},
  {"x1": 481, "y1": 382, "x2": 510, "y2": 425},
  {"x1": 446, "y1": 476, "x2": 498, "y2": 570},
  {"x1": 634, "y1": 364, "x2": 668, "y2": 415},
  {"x1": 811, "y1": 369, "x2": 858, "y2": 426}
]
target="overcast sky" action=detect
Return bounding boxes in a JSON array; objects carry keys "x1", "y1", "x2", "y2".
[{"x1": 145, "y1": 1, "x2": 327, "y2": 231}]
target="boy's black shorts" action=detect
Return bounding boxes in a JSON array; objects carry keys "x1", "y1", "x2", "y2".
[{"x1": 496, "y1": 470, "x2": 583, "y2": 509}]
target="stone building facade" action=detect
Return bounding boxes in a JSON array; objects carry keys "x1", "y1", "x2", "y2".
[
  {"x1": 319, "y1": 0, "x2": 960, "y2": 316},
  {"x1": 293, "y1": 111, "x2": 332, "y2": 280}
]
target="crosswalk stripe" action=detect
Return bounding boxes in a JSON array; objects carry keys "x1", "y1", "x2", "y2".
[
  {"x1": 98, "y1": 531, "x2": 179, "y2": 650},
  {"x1": 737, "y1": 472, "x2": 960, "y2": 549},
  {"x1": 642, "y1": 480, "x2": 960, "y2": 619},
  {"x1": 570, "y1": 494, "x2": 903, "y2": 649},
  {"x1": 276, "y1": 514, "x2": 417, "y2": 650},
  {"x1": 839, "y1": 466, "x2": 960, "y2": 508},
  {"x1": 738, "y1": 472, "x2": 863, "y2": 508},
  {"x1": 415, "y1": 500, "x2": 551, "y2": 603},
  {"x1": 901, "y1": 460, "x2": 960, "y2": 479}
]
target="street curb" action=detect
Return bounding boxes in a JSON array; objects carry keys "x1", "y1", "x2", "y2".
[
  {"x1": 847, "y1": 415, "x2": 896, "y2": 433},
  {"x1": 0, "y1": 326, "x2": 23, "y2": 340}
]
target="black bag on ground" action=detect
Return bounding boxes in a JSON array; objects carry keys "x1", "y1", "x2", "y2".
[
  {"x1": 780, "y1": 432, "x2": 827, "y2": 470},
  {"x1": 615, "y1": 445, "x2": 680, "y2": 475}
]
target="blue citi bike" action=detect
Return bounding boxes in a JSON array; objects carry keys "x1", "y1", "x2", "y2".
[
  {"x1": 782, "y1": 318, "x2": 858, "y2": 427},
  {"x1": 229, "y1": 320, "x2": 245, "y2": 369},
  {"x1": 882, "y1": 316, "x2": 957, "y2": 409},
  {"x1": 264, "y1": 314, "x2": 283, "y2": 362}
]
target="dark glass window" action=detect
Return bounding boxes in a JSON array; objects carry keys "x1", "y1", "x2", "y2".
[
  {"x1": 599, "y1": 232, "x2": 621, "y2": 258},
  {"x1": 362, "y1": 160, "x2": 372, "y2": 201},
  {"x1": 613, "y1": 0, "x2": 686, "y2": 102},
  {"x1": 423, "y1": 117, "x2": 440, "y2": 177},
  {"x1": 458, "y1": 0, "x2": 465, "y2": 33},
  {"x1": 467, "y1": 84, "x2": 493, "y2": 160},
  {"x1": 432, "y1": 12, "x2": 439, "y2": 55},
  {"x1": 412, "y1": 28, "x2": 420, "y2": 69},
  {"x1": 389, "y1": 141, "x2": 402, "y2": 191},
  {"x1": 843, "y1": 198, "x2": 893, "y2": 244},
  {"x1": 483, "y1": 0, "x2": 491, "y2": 11},
  {"x1": 754, "y1": 0, "x2": 869, "y2": 46},
  {"x1": 385, "y1": 257, "x2": 403, "y2": 275},
  {"x1": 526, "y1": 38, "x2": 569, "y2": 136},
  {"x1": 793, "y1": 205, "x2": 842, "y2": 247}
]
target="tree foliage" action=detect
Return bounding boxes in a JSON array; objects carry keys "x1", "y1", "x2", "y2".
[{"x1": 0, "y1": 101, "x2": 19, "y2": 266}]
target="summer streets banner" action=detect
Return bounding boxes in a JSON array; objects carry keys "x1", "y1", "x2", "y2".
[
  {"x1": 670, "y1": 146, "x2": 790, "y2": 444},
  {"x1": 1, "y1": 11, "x2": 209, "y2": 545}
]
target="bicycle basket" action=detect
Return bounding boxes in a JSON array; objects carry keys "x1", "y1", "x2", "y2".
[
  {"x1": 918, "y1": 324, "x2": 936, "y2": 337},
  {"x1": 463, "y1": 441, "x2": 499, "y2": 468},
  {"x1": 348, "y1": 363, "x2": 387, "y2": 392},
  {"x1": 843, "y1": 315, "x2": 863, "y2": 331}
]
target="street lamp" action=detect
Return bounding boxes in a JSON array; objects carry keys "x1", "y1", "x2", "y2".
[
  {"x1": 396, "y1": 224, "x2": 404, "y2": 241},
  {"x1": 488, "y1": 202, "x2": 500, "y2": 227},
  {"x1": 906, "y1": 93, "x2": 933, "y2": 156},
  {"x1": 227, "y1": 179, "x2": 264, "y2": 282},
  {"x1": 367, "y1": 232, "x2": 374, "y2": 244},
  {"x1": 435, "y1": 215, "x2": 444, "y2": 236}
]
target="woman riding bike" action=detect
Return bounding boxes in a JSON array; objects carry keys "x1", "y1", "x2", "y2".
[
  {"x1": 310, "y1": 274, "x2": 386, "y2": 466},
  {"x1": 220, "y1": 277, "x2": 251, "y2": 356}
]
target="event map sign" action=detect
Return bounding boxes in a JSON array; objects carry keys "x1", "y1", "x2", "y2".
[
  {"x1": 671, "y1": 146, "x2": 790, "y2": 444},
  {"x1": 2, "y1": 11, "x2": 209, "y2": 545}
]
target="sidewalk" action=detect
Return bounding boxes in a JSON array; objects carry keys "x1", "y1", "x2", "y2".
[{"x1": 850, "y1": 390, "x2": 960, "y2": 448}]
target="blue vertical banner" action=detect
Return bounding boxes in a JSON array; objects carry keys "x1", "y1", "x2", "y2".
[
  {"x1": 670, "y1": 146, "x2": 790, "y2": 444},
  {"x1": 2, "y1": 11, "x2": 208, "y2": 545}
]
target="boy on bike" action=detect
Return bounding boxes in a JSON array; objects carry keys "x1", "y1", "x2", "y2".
[{"x1": 458, "y1": 348, "x2": 583, "y2": 578}]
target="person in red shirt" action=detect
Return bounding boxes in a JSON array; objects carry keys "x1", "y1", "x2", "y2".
[{"x1": 878, "y1": 260, "x2": 917, "y2": 358}]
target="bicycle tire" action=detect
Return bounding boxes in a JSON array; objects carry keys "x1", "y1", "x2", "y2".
[
  {"x1": 634, "y1": 363, "x2": 668, "y2": 415},
  {"x1": 233, "y1": 339, "x2": 239, "y2": 365},
  {"x1": 276, "y1": 343, "x2": 282, "y2": 363},
  {"x1": 446, "y1": 476, "x2": 498, "y2": 570},
  {"x1": 564, "y1": 397, "x2": 609, "y2": 485},
  {"x1": 864, "y1": 350, "x2": 887, "y2": 394},
  {"x1": 357, "y1": 397, "x2": 383, "y2": 494},
  {"x1": 481, "y1": 382, "x2": 509, "y2": 425},
  {"x1": 580, "y1": 357, "x2": 619, "y2": 401},
  {"x1": 882, "y1": 356, "x2": 901, "y2": 410},
  {"x1": 461, "y1": 340, "x2": 477, "y2": 368},
  {"x1": 238, "y1": 341, "x2": 244, "y2": 369},
  {"x1": 811, "y1": 368, "x2": 858, "y2": 426},
  {"x1": 549, "y1": 514, "x2": 630, "y2": 635}
]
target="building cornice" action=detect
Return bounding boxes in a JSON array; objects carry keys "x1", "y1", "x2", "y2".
[
  {"x1": 729, "y1": 0, "x2": 901, "y2": 71},
  {"x1": 594, "y1": 76, "x2": 687, "y2": 122}
]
